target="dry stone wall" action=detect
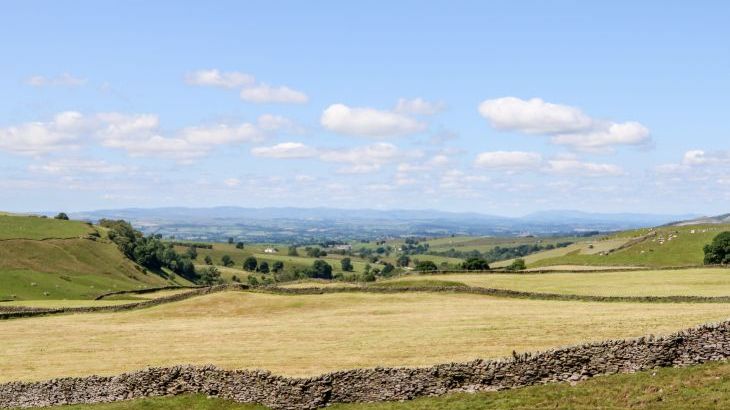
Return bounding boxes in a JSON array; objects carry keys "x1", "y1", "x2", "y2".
[{"x1": 2, "y1": 320, "x2": 730, "y2": 409}]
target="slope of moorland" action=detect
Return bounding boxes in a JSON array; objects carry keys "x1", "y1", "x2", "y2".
[
  {"x1": 38, "y1": 360, "x2": 730, "y2": 409},
  {"x1": 505, "y1": 224, "x2": 729, "y2": 268},
  {"x1": 0, "y1": 214, "x2": 186, "y2": 300}
]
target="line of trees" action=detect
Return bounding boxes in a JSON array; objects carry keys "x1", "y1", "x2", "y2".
[{"x1": 100, "y1": 219, "x2": 197, "y2": 282}]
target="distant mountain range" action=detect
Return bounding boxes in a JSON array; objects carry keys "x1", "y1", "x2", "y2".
[{"x1": 64, "y1": 207, "x2": 700, "y2": 243}]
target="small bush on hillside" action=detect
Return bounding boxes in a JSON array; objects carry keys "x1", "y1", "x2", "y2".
[
  {"x1": 54, "y1": 212, "x2": 69, "y2": 220},
  {"x1": 221, "y1": 255, "x2": 235, "y2": 267},
  {"x1": 257, "y1": 261, "x2": 270, "y2": 273},
  {"x1": 462, "y1": 257, "x2": 490, "y2": 271},
  {"x1": 272, "y1": 261, "x2": 284, "y2": 273},
  {"x1": 204, "y1": 255, "x2": 213, "y2": 265},
  {"x1": 506, "y1": 258, "x2": 527, "y2": 271},
  {"x1": 247, "y1": 275, "x2": 259, "y2": 286},
  {"x1": 235, "y1": 242, "x2": 244, "y2": 249},
  {"x1": 415, "y1": 260, "x2": 438, "y2": 272}
]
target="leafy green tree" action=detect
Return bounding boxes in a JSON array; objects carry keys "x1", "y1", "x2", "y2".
[
  {"x1": 198, "y1": 266, "x2": 222, "y2": 285},
  {"x1": 396, "y1": 255, "x2": 410, "y2": 267},
  {"x1": 287, "y1": 246, "x2": 299, "y2": 256},
  {"x1": 204, "y1": 255, "x2": 213, "y2": 265},
  {"x1": 243, "y1": 256, "x2": 258, "y2": 271},
  {"x1": 235, "y1": 242, "x2": 244, "y2": 249},
  {"x1": 247, "y1": 275, "x2": 259, "y2": 286},
  {"x1": 54, "y1": 212, "x2": 69, "y2": 220},
  {"x1": 257, "y1": 261, "x2": 270, "y2": 273},
  {"x1": 462, "y1": 257, "x2": 490, "y2": 271},
  {"x1": 228, "y1": 237, "x2": 234, "y2": 244},
  {"x1": 340, "y1": 257, "x2": 354, "y2": 272},
  {"x1": 308, "y1": 260, "x2": 333, "y2": 279},
  {"x1": 381, "y1": 263, "x2": 395, "y2": 277},
  {"x1": 186, "y1": 246, "x2": 198, "y2": 260},
  {"x1": 704, "y1": 232, "x2": 730, "y2": 265},
  {"x1": 272, "y1": 261, "x2": 284, "y2": 273},
  {"x1": 361, "y1": 271, "x2": 376, "y2": 282},
  {"x1": 414, "y1": 260, "x2": 438, "y2": 272},
  {"x1": 221, "y1": 255, "x2": 234, "y2": 267}
]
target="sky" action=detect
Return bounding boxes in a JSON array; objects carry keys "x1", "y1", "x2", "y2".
[{"x1": 1, "y1": 0, "x2": 729, "y2": 216}]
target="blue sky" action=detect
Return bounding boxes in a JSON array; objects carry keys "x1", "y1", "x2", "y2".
[{"x1": 1, "y1": 1, "x2": 729, "y2": 216}]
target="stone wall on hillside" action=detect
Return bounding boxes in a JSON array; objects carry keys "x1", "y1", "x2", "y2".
[{"x1": 2, "y1": 320, "x2": 730, "y2": 409}]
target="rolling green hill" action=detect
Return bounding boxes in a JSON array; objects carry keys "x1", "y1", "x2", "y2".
[
  {"x1": 520, "y1": 224, "x2": 729, "y2": 268},
  {"x1": 0, "y1": 214, "x2": 186, "y2": 300}
]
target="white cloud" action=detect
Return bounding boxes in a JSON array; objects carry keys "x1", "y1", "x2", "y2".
[
  {"x1": 0, "y1": 111, "x2": 86, "y2": 155},
  {"x1": 478, "y1": 97, "x2": 651, "y2": 152},
  {"x1": 224, "y1": 178, "x2": 241, "y2": 187},
  {"x1": 546, "y1": 159, "x2": 625, "y2": 177},
  {"x1": 321, "y1": 104, "x2": 427, "y2": 138},
  {"x1": 29, "y1": 159, "x2": 133, "y2": 175},
  {"x1": 479, "y1": 97, "x2": 592, "y2": 134},
  {"x1": 319, "y1": 142, "x2": 401, "y2": 173},
  {"x1": 394, "y1": 98, "x2": 445, "y2": 115},
  {"x1": 185, "y1": 69, "x2": 255, "y2": 88},
  {"x1": 180, "y1": 123, "x2": 265, "y2": 145},
  {"x1": 474, "y1": 151, "x2": 543, "y2": 170},
  {"x1": 240, "y1": 84, "x2": 308, "y2": 104},
  {"x1": 682, "y1": 150, "x2": 730, "y2": 166},
  {"x1": 26, "y1": 73, "x2": 87, "y2": 87},
  {"x1": 251, "y1": 142, "x2": 318, "y2": 159},
  {"x1": 551, "y1": 122, "x2": 649, "y2": 152},
  {"x1": 0, "y1": 111, "x2": 290, "y2": 161},
  {"x1": 186, "y1": 69, "x2": 307, "y2": 104}
]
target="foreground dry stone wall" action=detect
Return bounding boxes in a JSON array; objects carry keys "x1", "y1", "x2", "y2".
[{"x1": 3, "y1": 320, "x2": 730, "y2": 409}]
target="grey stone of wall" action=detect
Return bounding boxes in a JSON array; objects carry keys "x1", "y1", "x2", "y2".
[{"x1": 2, "y1": 320, "x2": 730, "y2": 409}]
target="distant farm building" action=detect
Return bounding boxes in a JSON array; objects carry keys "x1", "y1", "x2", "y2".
[{"x1": 263, "y1": 247, "x2": 278, "y2": 254}]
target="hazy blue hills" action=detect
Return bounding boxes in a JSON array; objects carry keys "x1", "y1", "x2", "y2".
[{"x1": 57, "y1": 207, "x2": 698, "y2": 243}]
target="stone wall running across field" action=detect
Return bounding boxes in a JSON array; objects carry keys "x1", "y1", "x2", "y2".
[
  {"x1": 0, "y1": 284, "x2": 246, "y2": 320},
  {"x1": 3, "y1": 320, "x2": 730, "y2": 409}
]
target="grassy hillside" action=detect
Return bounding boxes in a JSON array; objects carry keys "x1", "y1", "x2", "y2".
[
  {"x1": 389, "y1": 268, "x2": 730, "y2": 297},
  {"x1": 5, "y1": 291, "x2": 730, "y2": 382},
  {"x1": 508, "y1": 224, "x2": 730, "y2": 268},
  {"x1": 0, "y1": 214, "x2": 187, "y2": 300},
  {"x1": 41, "y1": 360, "x2": 730, "y2": 409},
  {"x1": 0, "y1": 214, "x2": 94, "y2": 240}
]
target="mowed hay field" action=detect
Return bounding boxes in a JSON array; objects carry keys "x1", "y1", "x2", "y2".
[
  {"x1": 386, "y1": 268, "x2": 730, "y2": 297},
  {"x1": 6, "y1": 291, "x2": 730, "y2": 382}
]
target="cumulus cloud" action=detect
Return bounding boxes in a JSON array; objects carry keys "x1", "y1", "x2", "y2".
[
  {"x1": 321, "y1": 104, "x2": 427, "y2": 138},
  {"x1": 394, "y1": 98, "x2": 445, "y2": 115},
  {"x1": 0, "y1": 111, "x2": 86, "y2": 155},
  {"x1": 0, "y1": 111, "x2": 287, "y2": 161},
  {"x1": 223, "y1": 178, "x2": 241, "y2": 187},
  {"x1": 478, "y1": 97, "x2": 651, "y2": 152},
  {"x1": 682, "y1": 150, "x2": 730, "y2": 166},
  {"x1": 251, "y1": 142, "x2": 318, "y2": 159},
  {"x1": 26, "y1": 73, "x2": 87, "y2": 87},
  {"x1": 186, "y1": 68, "x2": 307, "y2": 104},
  {"x1": 474, "y1": 151, "x2": 543, "y2": 170},
  {"x1": 240, "y1": 84, "x2": 308, "y2": 104},
  {"x1": 185, "y1": 69, "x2": 255, "y2": 88}
]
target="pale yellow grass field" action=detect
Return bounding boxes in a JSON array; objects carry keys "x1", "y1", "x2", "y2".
[
  {"x1": 279, "y1": 280, "x2": 362, "y2": 289},
  {"x1": 4, "y1": 291, "x2": 730, "y2": 382},
  {"x1": 392, "y1": 268, "x2": 730, "y2": 297}
]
